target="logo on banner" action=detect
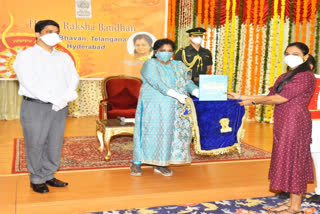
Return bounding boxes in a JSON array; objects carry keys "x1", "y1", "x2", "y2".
[{"x1": 76, "y1": 0, "x2": 92, "y2": 19}]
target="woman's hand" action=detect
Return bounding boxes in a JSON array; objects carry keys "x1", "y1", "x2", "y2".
[{"x1": 227, "y1": 92, "x2": 241, "y2": 100}]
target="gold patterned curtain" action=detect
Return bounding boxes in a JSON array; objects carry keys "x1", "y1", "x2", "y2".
[
  {"x1": 0, "y1": 80, "x2": 22, "y2": 120},
  {"x1": 0, "y1": 80, "x2": 103, "y2": 120}
]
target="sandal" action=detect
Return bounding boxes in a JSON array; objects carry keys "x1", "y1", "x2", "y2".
[
  {"x1": 267, "y1": 202, "x2": 290, "y2": 212},
  {"x1": 270, "y1": 209, "x2": 303, "y2": 214},
  {"x1": 154, "y1": 166, "x2": 173, "y2": 176},
  {"x1": 130, "y1": 164, "x2": 142, "y2": 176}
]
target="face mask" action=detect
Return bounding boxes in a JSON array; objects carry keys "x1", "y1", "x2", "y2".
[
  {"x1": 40, "y1": 33, "x2": 62, "y2": 46},
  {"x1": 191, "y1": 37, "x2": 202, "y2": 45},
  {"x1": 156, "y1": 51, "x2": 173, "y2": 62},
  {"x1": 284, "y1": 55, "x2": 304, "y2": 69}
]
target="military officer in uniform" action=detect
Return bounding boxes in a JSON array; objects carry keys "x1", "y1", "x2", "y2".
[{"x1": 175, "y1": 27, "x2": 213, "y2": 86}]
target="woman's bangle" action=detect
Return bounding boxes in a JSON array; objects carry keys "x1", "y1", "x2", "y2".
[
  {"x1": 251, "y1": 101, "x2": 256, "y2": 105},
  {"x1": 238, "y1": 94, "x2": 242, "y2": 100}
]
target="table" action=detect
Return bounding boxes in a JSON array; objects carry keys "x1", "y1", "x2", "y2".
[
  {"x1": 96, "y1": 119, "x2": 135, "y2": 161},
  {"x1": 192, "y1": 98, "x2": 246, "y2": 155}
]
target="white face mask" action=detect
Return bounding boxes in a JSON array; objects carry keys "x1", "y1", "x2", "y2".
[
  {"x1": 284, "y1": 55, "x2": 304, "y2": 69},
  {"x1": 40, "y1": 33, "x2": 62, "y2": 46},
  {"x1": 191, "y1": 36, "x2": 202, "y2": 45}
]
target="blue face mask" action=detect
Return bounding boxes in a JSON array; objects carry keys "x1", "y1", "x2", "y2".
[{"x1": 156, "y1": 51, "x2": 173, "y2": 62}]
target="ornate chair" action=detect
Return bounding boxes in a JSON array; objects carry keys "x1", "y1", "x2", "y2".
[{"x1": 99, "y1": 75, "x2": 142, "y2": 119}]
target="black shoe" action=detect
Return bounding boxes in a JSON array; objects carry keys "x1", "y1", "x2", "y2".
[
  {"x1": 46, "y1": 178, "x2": 68, "y2": 187},
  {"x1": 30, "y1": 183, "x2": 49, "y2": 193},
  {"x1": 306, "y1": 194, "x2": 320, "y2": 203},
  {"x1": 275, "y1": 191, "x2": 290, "y2": 199}
]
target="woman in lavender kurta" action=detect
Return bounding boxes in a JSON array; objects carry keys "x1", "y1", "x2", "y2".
[
  {"x1": 227, "y1": 42, "x2": 316, "y2": 214},
  {"x1": 130, "y1": 39, "x2": 198, "y2": 177}
]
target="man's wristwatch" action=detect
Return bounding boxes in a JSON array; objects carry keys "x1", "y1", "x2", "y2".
[{"x1": 251, "y1": 101, "x2": 256, "y2": 105}]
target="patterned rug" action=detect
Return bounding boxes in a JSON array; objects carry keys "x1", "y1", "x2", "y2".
[
  {"x1": 12, "y1": 136, "x2": 270, "y2": 173},
  {"x1": 86, "y1": 194, "x2": 320, "y2": 214}
]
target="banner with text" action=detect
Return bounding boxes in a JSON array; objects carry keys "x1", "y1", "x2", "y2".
[{"x1": 0, "y1": 0, "x2": 166, "y2": 79}]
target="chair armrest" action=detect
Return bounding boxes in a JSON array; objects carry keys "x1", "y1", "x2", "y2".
[{"x1": 99, "y1": 100, "x2": 112, "y2": 119}]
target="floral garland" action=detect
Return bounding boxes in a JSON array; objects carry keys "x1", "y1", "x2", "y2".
[
  {"x1": 277, "y1": 0, "x2": 286, "y2": 78},
  {"x1": 193, "y1": 0, "x2": 197, "y2": 27},
  {"x1": 171, "y1": 0, "x2": 176, "y2": 41},
  {"x1": 214, "y1": 0, "x2": 222, "y2": 73},
  {"x1": 315, "y1": 0, "x2": 320, "y2": 72},
  {"x1": 223, "y1": 0, "x2": 231, "y2": 75},
  {"x1": 209, "y1": 0, "x2": 215, "y2": 53},
  {"x1": 197, "y1": 0, "x2": 202, "y2": 27},
  {"x1": 216, "y1": 25, "x2": 226, "y2": 75},
  {"x1": 287, "y1": 0, "x2": 294, "y2": 43},
  {"x1": 295, "y1": 0, "x2": 301, "y2": 41},
  {"x1": 266, "y1": 0, "x2": 279, "y2": 120},
  {"x1": 233, "y1": 0, "x2": 243, "y2": 91},
  {"x1": 301, "y1": 0, "x2": 308, "y2": 43},
  {"x1": 248, "y1": 0, "x2": 259, "y2": 119},
  {"x1": 175, "y1": 0, "x2": 180, "y2": 44},
  {"x1": 309, "y1": 0, "x2": 317, "y2": 55},
  {"x1": 260, "y1": 0, "x2": 273, "y2": 122},
  {"x1": 203, "y1": 0, "x2": 209, "y2": 48},
  {"x1": 240, "y1": 0, "x2": 252, "y2": 94},
  {"x1": 254, "y1": 0, "x2": 265, "y2": 120},
  {"x1": 167, "y1": 0, "x2": 172, "y2": 39},
  {"x1": 227, "y1": 0, "x2": 237, "y2": 91}
]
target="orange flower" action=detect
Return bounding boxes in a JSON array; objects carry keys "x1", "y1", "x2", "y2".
[
  {"x1": 248, "y1": 0, "x2": 260, "y2": 120},
  {"x1": 241, "y1": 0, "x2": 252, "y2": 94},
  {"x1": 309, "y1": 0, "x2": 317, "y2": 54},
  {"x1": 301, "y1": 0, "x2": 309, "y2": 43},
  {"x1": 204, "y1": 0, "x2": 209, "y2": 47},
  {"x1": 198, "y1": 0, "x2": 202, "y2": 27},
  {"x1": 295, "y1": 0, "x2": 301, "y2": 41}
]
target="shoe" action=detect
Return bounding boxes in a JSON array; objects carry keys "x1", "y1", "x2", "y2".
[
  {"x1": 275, "y1": 191, "x2": 290, "y2": 199},
  {"x1": 306, "y1": 194, "x2": 320, "y2": 203},
  {"x1": 130, "y1": 164, "x2": 142, "y2": 176},
  {"x1": 30, "y1": 182, "x2": 49, "y2": 193},
  {"x1": 154, "y1": 166, "x2": 173, "y2": 176},
  {"x1": 46, "y1": 178, "x2": 68, "y2": 187}
]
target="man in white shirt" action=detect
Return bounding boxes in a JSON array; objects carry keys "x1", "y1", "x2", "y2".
[{"x1": 13, "y1": 20, "x2": 79, "y2": 193}]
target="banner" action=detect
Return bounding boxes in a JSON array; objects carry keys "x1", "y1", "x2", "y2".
[{"x1": 0, "y1": 0, "x2": 167, "y2": 79}]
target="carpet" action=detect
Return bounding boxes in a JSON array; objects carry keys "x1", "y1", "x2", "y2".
[
  {"x1": 12, "y1": 136, "x2": 270, "y2": 173},
  {"x1": 85, "y1": 194, "x2": 320, "y2": 214}
]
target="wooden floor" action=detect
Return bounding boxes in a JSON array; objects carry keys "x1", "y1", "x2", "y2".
[{"x1": 0, "y1": 117, "x2": 315, "y2": 214}]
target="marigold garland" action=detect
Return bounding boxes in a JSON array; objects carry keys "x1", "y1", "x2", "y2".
[
  {"x1": 288, "y1": 0, "x2": 294, "y2": 43},
  {"x1": 260, "y1": 0, "x2": 273, "y2": 122},
  {"x1": 248, "y1": 0, "x2": 259, "y2": 119},
  {"x1": 203, "y1": 0, "x2": 209, "y2": 48},
  {"x1": 209, "y1": 0, "x2": 216, "y2": 53},
  {"x1": 223, "y1": 0, "x2": 231, "y2": 76},
  {"x1": 240, "y1": 0, "x2": 252, "y2": 94},
  {"x1": 233, "y1": 0, "x2": 244, "y2": 91},
  {"x1": 315, "y1": 1, "x2": 320, "y2": 72},
  {"x1": 255, "y1": 0, "x2": 265, "y2": 121},
  {"x1": 295, "y1": 0, "x2": 301, "y2": 41},
  {"x1": 309, "y1": 0, "x2": 317, "y2": 55},
  {"x1": 175, "y1": 0, "x2": 180, "y2": 45},
  {"x1": 214, "y1": 0, "x2": 222, "y2": 73},
  {"x1": 171, "y1": 0, "x2": 176, "y2": 41},
  {"x1": 167, "y1": 0, "x2": 172, "y2": 39},
  {"x1": 228, "y1": 0, "x2": 237, "y2": 91},
  {"x1": 277, "y1": 0, "x2": 286, "y2": 78},
  {"x1": 197, "y1": 0, "x2": 202, "y2": 27},
  {"x1": 301, "y1": 0, "x2": 308, "y2": 43},
  {"x1": 193, "y1": 0, "x2": 197, "y2": 27},
  {"x1": 266, "y1": 0, "x2": 279, "y2": 120}
]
